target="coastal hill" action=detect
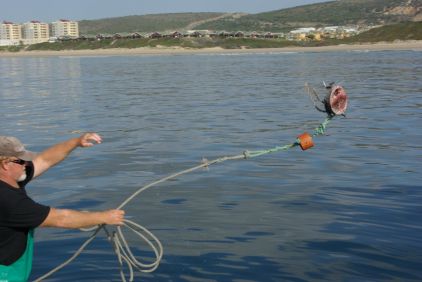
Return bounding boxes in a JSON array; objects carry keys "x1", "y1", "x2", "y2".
[
  {"x1": 79, "y1": 13, "x2": 227, "y2": 35},
  {"x1": 194, "y1": 0, "x2": 421, "y2": 32},
  {"x1": 79, "y1": 0, "x2": 421, "y2": 35}
]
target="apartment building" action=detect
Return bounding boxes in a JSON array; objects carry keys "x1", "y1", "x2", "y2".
[
  {"x1": 0, "y1": 21, "x2": 22, "y2": 46},
  {"x1": 51, "y1": 19, "x2": 79, "y2": 38},
  {"x1": 23, "y1": 21, "x2": 49, "y2": 44}
]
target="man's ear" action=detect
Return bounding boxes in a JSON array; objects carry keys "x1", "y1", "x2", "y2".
[{"x1": 0, "y1": 160, "x2": 10, "y2": 170}]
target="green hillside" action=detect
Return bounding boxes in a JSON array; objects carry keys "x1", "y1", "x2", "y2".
[
  {"x1": 78, "y1": 0, "x2": 420, "y2": 34},
  {"x1": 195, "y1": 0, "x2": 419, "y2": 31},
  {"x1": 79, "y1": 12, "x2": 225, "y2": 35},
  {"x1": 345, "y1": 21, "x2": 422, "y2": 42}
]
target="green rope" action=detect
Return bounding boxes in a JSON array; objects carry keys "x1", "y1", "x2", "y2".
[
  {"x1": 246, "y1": 143, "x2": 297, "y2": 158},
  {"x1": 313, "y1": 117, "x2": 332, "y2": 137}
]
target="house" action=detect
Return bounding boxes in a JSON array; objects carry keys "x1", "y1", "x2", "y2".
[
  {"x1": 248, "y1": 32, "x2": 260, "y2": 38},
  {"x1": 218, "y1": 31, "x2": 230, "y2": 38},
  {"x1": 264, "y1": 32, "x2": 275, "y2": 39},
  {"x1": 169, "y1": 31, "x2": 182, "y2": 38},
  {"x1": 113, "y1": 33, "x2": 122, "y2": 39},
  {"x1": 186, "y1": 31, "x2": 203, "y2": 38},
  {"x1": 234, "y1": 31, "x2": 245, "y2": 38},
  {"x1": 149, "y1": 32, "x2": 162, "y2": 39},
  {"x1": 95, "y1": 34, "x2": 112, "y2": 40},
  {"x1": 129, "y1": 32, "x2": 143, "y2": 39}
]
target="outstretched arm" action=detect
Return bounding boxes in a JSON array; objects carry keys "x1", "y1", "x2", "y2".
[
  {"x1": 32, "y1": 133, "x2": 102, "y2": 178},
  {"x1": 40, "y1": 208, "x2": 125, "y2": 229}
]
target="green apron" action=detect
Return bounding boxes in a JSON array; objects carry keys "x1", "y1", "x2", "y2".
[{"x1": 0, "y1": 229, "x2": 34, "y2": 282}]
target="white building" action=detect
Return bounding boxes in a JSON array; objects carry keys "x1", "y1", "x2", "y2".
[
  {"x1": 0, "y1": 21, "x2": 23, "y2": 46},
  {"x1": 22, "y1": 21, "x2": 49, "y2": 44},
  {"x1": 290, "y1": 27, "x2": 316, "y2": 34},
  {"x1": 51, "y1": 19, "x2": 79, "y2": 38}
]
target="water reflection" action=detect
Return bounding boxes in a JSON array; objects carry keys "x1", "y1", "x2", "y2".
[{"x1": 0, "y1": 57, "x2": 83, "y2": 140}]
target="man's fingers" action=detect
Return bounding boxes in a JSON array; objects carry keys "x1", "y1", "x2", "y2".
[{"x1": 80, "y1": 133, "x2": 102, "y2": 147}]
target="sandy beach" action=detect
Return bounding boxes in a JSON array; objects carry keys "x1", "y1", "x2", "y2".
[{"x1": 0, "y1": 41, "x2": 421, "y2": 57}]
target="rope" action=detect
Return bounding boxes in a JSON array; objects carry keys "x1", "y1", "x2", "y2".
[
  {"x1": 313, "y1": 117, "x2": 332, "y2": 136},
  {"x1": 34, "y1": 117, "x2": 334, "y2": 282}
]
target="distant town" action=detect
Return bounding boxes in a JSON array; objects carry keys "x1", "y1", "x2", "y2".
[{"x1": 1, "y1": 19, "x2": 372, "y2": 47}]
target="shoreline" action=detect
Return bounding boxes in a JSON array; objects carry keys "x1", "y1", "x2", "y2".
[{"x1": 1, "y1": 41, "x2": 421, "y2": 57}]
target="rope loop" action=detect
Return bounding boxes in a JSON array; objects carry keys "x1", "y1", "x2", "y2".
[{"x1": 106, "y1": 219, "x2": 163, "y2": 281}]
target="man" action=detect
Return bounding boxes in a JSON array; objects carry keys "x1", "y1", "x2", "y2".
[{"x1": 0, "y1": 133, "x2": 125, "y2": 282}]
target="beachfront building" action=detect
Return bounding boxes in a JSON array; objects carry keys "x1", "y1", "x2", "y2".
[
  {"x1": 22, "y1": 21, "x2": 49, "y2": 44},
  {"x1": 287, "y1": 26, "x2": 360, "y2": 41},
  {"x1": 288, "y1": 27, "x2": 317, "y2": 41},
  {"x1": 51, "y1": 19, "x2": 79, "y2": 38},
  {"x1": 319, "y1": 26, "x2": 359, "y2": 39},
  {"x1": 0, "y1": 21, "x2": 23, "y2": 46}
]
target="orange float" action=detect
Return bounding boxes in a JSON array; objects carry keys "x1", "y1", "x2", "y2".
[{"x1": 297, "y1": 132, "x2": 314, "y2": 150}]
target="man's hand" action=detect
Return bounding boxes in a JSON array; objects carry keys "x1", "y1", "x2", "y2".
[
  {"x1": 78, "y1": 133, "x2": 102, "y2": 148},
  {"x1": 101, "y1": 209, "x2": 125, "y2": 225}
]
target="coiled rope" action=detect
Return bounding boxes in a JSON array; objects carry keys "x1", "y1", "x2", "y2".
[{"x1": 34, "y1": 117, "x2": 332, "y2": 282}]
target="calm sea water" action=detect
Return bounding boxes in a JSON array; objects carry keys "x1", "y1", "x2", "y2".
[{"x1": 1, "y1": 49, "x2": 421, "y2": 282}]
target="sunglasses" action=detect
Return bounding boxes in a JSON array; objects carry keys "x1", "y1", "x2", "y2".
[{"x1": 10, "y1": 159, "x2": 26, "y2": 165}]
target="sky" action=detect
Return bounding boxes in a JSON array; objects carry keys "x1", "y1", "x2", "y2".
[{"x1": 1, "y1": 0, "x2": 332, "y2": 23}]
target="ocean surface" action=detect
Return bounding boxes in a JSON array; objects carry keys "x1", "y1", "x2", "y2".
[{"x1": 1, "y1": 49, "x2": 421, "y2": 282}]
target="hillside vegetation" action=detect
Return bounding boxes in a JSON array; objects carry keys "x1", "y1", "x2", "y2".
[
  {"x1": 195, "y1": 0, "x2": 420, "y2": 31},
  {"x1": 79, "y1": 13, "x2": 225, "y2": 35},
  {"x1": 345, "y1": 21, "x2": 422, "y2": 42},
  {"x1": 79, "y1": 0, "x2": 421, "y2": 34}
]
